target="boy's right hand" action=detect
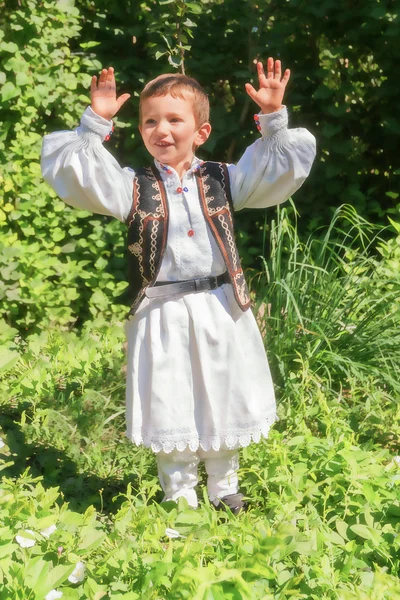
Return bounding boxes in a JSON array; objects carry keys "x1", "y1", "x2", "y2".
[{"x1": 90, "y1": 67, "x2": 131, "y2": 121}]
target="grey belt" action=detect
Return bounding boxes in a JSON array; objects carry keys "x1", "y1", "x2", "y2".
[{"x1": 145, "y1": 272, "x2": 230, "y2": 298}]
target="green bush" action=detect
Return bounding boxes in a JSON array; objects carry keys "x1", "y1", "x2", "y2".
[
  {"x1": 1, "y1": 314, "x2": 400, "y2": 598},
  {"x1": 1, "y1": 0, "x2": 399, "y2": 332},
  {"x1": 0, "y1": 2, "x2": 129, "y2": 330}
]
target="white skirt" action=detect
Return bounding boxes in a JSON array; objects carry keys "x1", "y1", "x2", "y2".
[{"x1": 125, "y1": 284, "x2": 277, "y2": 453}]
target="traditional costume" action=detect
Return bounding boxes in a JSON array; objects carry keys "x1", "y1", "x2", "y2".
[{"x1": 41, "y1": 106, "x2": 316, "y2": 507}]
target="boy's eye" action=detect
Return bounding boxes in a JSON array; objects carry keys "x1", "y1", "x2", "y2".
[
  {"x1": 145, "y1": 119, "x2": 156, "y2": 125},
  {"x1": 170, "y1": 118, "x2": 182, "y2": 123}
]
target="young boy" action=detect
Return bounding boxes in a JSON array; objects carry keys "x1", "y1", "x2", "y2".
[{"x1": 42, "y1": 60, "x2": 315, "y2": 513}]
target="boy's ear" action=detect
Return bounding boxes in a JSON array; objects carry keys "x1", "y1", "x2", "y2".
[{"x1": 195, "y1": 122, "x2": 212, "y2": 147}]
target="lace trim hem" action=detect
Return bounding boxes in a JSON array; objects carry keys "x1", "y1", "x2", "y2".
[{"x1": 125, "y1": 415, "x2": 278, "y2": 454}]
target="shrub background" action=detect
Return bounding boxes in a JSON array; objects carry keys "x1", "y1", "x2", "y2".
[
  {"x1": 0, "y1": 0, "x2": 399, "y2": 330},
  {"x1": 1, "y1": 3, "x2": 400, "y2": 598}
]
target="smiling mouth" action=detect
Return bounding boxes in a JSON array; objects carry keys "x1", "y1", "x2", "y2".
[{"x1": 155, "y1": 142, "x2": 173, "y2": 147}]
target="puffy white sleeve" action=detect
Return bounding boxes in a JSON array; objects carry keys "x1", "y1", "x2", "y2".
[
  {"x1": 41, "y1": 106, "x2": 135, "y2": 222},
  {"x1": 229, "y1": 107, "x2": 316, "y2": 211}
]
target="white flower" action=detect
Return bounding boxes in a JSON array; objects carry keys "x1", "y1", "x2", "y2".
[
  {"x1": 15, "y1": 530, "x2": 36, "y2": 548},
  {"x1": 68, "y1": 561, "x2": 85, "y2": 584},
  {"x1": 165, "y1": 527, "x2": 185, "y2": 539},
  {"x1": 393, "y1": 456, "x2": 400, "y2": 467},
  {"x1": 45, "y1": 590, "x2": 63, "y2": 600},
  {"x1": 41, "y1": 524, "x2": 57, "y2": 538},
  {"x1": 0, "y1": 437, "x2": 5, "y2": 449}
]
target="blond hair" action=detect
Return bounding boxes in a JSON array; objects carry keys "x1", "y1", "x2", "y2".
[{"x1": 139, "y1": 73, "x2": 210, "y2": 126}]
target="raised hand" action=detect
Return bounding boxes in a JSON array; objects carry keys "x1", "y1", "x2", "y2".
[
  {"x1": 245, "y1": 58, "x2": 290, "y2": 114},
  {"x1": 90, "y1": 67, "x2": 131, "y2": 121}
]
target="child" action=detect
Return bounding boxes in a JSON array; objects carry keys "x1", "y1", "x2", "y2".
[{"x1": 41, "y1": 58, "x2": 316, "y2": 513}]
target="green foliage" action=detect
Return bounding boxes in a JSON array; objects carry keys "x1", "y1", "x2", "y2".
[
  {"x1": 253, "y1": 204, "x2": 400, "y2": 393},
  {"x1": 1, "y1": 0, "x2": 399, "y2": 331},
  {"x1": 146, "y1": 0, "x2": 204, "y2": 72},
  {"x1": 1, "y1": 209, "x2": 400, "y2": 597},
  {"x1": 1, "y1": 3, "x2": 400, "y2": 595},
  {"x1": 1, "y1": 318, "x2": 400, "y2": 598},
  {"x1": 0, "y1": 1, "x2": 129, "y2": 330}
]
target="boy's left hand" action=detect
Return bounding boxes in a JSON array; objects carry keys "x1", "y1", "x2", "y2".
[{"x1": 245, "y1": 58, "x2": 290, "y2": 114}]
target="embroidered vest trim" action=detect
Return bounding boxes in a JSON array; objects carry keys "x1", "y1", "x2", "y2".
[
  {"x1": 194, "y1": 162, "x2": 251, "y2": 311},
  {"x1": 126, "y1": 162, "x2": 250, "y2": 316}
]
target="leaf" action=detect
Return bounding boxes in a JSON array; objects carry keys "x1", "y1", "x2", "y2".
[
  {"x1": 78, "y1": 527, "x2": 106, "y2": 552},
  {"x1": 388, "y1": 217, "x2": 400, "y2": 234},
  {"x1": 183, "y1": 18, "x2": 197, "y2": 27},
  {"x1": 0, "y1": 541, "x2": 18, "y2": 559},
  {"x1": 59, "y1": 590, "x2": 80, "y2": 600},
  {"x1": 52, "y1": 228, "x2": 65, "y2": 242},
  {"x1": 350, "y1": 524, "x2": 382, "y2": 544},
  {"x1": 1, "y1": 81, "x2": 19, "y2": 102},
  {"x1": 24, "y1": 557, "x2": 50, "y2": 592},
  {"x1": 16, "y1": 71, "x2": 30, "y2": 86},
  {"x1": 286, "y1": 435, "x2": 305, "y2": 446},
  {"x1": 387, "y1": 503, "x2": 400, "y2": 517},
  {"x1": 80, "y1": 41, "x2": 101, "y2": 48},
  {"x1": 35, "y1": 564, "x2": 76, "y2": 597},
  {"x1": 0, "y1": 348, "x2": 19, "y2": 373},
  {"x1": 60, "y1": 242, "x2": 76, "y2": 253},
  {"x1": 175, "y1": 511, "x2": 204, "y2": 525},
  {"x1": 327, "y1": 530, "x2": 345, "y2": 545},
  {"x1": 335, "y1": 520, "x2": 350, "y2": 541},
  {"x1": 83, "y1": 578, "x2": 108, "y2": 599},
  {"x1": 185, "y1": 2, "x2": 203, "y2": 14},
  {"x1": 61, "y1": 512, "x2": 85, "y2": 528},
  {"x1": 168, "y1": 55, "x2": 181, "y2": 68},
  {"x1": 0, "y1": 41, "x2": 18, "y2": 53},
  {"x1": 109, "y1": 594, "x2": 139, "y2": 600}
]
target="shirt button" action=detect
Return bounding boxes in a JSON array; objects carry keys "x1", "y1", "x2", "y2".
[
  {"x1": 188, "y1": 229, "x2": 195, "y2": 237},
  {"x1": 176, "y1": 187, "x2": 183, "y2": 193}
]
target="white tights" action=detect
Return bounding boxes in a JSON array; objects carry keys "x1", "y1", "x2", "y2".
[{"x1": 156, "y1": 447, "x2": 239, "y2": 508}]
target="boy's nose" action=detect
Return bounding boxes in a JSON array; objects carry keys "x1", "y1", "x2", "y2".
[{"x1": 155, "y1": 120, "x2": 170, "y2": 136}]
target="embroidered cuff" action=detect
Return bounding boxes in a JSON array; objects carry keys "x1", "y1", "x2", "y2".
[
  {"x1": 80, "y1": 106, "x2": 114, "y2": 141},
  {"x1": 255, "y1": 106, "x2": 288, "y2": 138}
]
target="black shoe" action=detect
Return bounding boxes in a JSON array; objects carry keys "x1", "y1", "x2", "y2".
[{"x1": 212, "y1": 493, "x2": 247, "y2": 516}]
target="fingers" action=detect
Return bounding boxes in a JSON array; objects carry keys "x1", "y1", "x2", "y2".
[
  {"x1": 282, "y1": 68, "x2": 291, "y2": 87},
  {"x1": 267, "y1": 57, "x2": 274, "y2": 79},
  {"x1": 98, "y1": 67, "x2": 115, "y2": 88},
  {"x1": 116, "y1": 93, "x2": 131, "y2": 109},
  {"x1": 90, "y1": 75, "x2": 97, "y2": 94},
  {"x1": 106, "y1": 66, "x2": 115, "y2": 87},
  {"x1": 274, "y1": 59, "x2": 281, "y2": 80},
  {"x1": 257, "y1": 61, "x2": 268, "y2": 85},
  {"x1": 259, "y1": 58, "x2": 290, "y2": 84},
  {"x1": 245, "y1": 82, "x2": 258, "y2": 102}
]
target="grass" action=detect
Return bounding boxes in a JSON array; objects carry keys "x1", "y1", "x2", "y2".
[{"x1": 1, "y1": 206, "x2": 400, "y2": 599}]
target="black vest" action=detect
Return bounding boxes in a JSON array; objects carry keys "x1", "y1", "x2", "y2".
[{"x1": 125, "y1": 162, "x2": 251, "y2": 316}]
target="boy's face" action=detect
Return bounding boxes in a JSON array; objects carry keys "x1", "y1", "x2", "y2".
[{"x1": 139, "y1": 94, "x2": 210, "y2": 174}]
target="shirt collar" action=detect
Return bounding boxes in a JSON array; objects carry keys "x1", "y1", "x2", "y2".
[{"x1": 154, "y1": 156, "x2": 202, "y2": 178}]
